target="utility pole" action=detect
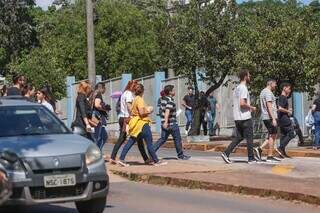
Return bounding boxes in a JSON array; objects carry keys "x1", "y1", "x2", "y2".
[{"x1": 86, "y1": 0, "x2": 96, "y2": 86}]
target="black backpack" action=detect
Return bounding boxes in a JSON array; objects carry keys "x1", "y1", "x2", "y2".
[{"x1": 116, "y1": 97, "x2": 121, "y2": 115}]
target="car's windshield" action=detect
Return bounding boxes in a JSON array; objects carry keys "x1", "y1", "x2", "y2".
[{"x1": 0, "y1": 106, "x2": 70, "y2": 137}]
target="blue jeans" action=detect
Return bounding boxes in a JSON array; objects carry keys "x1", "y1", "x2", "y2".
[
  {"x1": 208, "y1": 111, "x2": 216, "y2": 136},
  {"x1": 94, "y1": 117, "x2": 108, "y2": 150},
  {"x1": 185, "y1": 109, "x2": 193, "y2": 131},
  {"x1": 313, "y1": 112, "x2": 320, "y2": 147},
  {"x1": 154, "y1": 123, "x2": 184, "y2": 158},
  {"x1": 120, "y1": 124, "x2": 159, "y2": 163}
]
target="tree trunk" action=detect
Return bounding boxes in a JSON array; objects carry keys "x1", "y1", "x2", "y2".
[
  {"x1": 188, "y1": 71, "x2": 228, "y2": 136},
  {"x1": 188, "y1": 69, "x2": 201, "y2": 136}
]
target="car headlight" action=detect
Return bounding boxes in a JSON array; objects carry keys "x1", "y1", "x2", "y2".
[
  {"x1": 0, "y1": 159, "x2": 24, "y2": 172},
  {"x1": 85, "y1": 144, "x2": 102, "y2": 166}
]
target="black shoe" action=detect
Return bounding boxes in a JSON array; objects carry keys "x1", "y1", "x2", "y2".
[
  {"x1": 266, "y1": 156, "x2": 281, "y2": 163},
  {"x1": 221, "y1": 152, "x2": 232, "y2": 164},
  {"x1": 254, "y1": 147, "x2": 262, "y2": 160},
  {"x1": 275, "y1": 148, "x2": 285, "y2": 159},
  {"x1": 178, "y1": 155, "x2": 191, "y2": 160}
]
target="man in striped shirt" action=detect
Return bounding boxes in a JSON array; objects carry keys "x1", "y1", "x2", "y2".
[{"x1": 154, "y1": 85, "x2": 191, "y2": 160}]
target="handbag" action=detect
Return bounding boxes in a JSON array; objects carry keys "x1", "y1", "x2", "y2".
[
  {"x1": 88, "y1": 116, "x2": 99, "y2": 127},
  {"x1": 72, "y1": 94, "x2": 99, "y2": 128}
]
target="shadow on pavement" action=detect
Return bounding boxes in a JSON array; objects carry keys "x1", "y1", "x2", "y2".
[
  {"x1": 162, "y1": 157, "x2": 179, "y2": 160},
  {"x1": 231, "y1": 160, "x2": 249, "y2": 164},
  {"x1": 10, "y1": 204, "x2": 114, "y2": 213},
  {"x1": 20, "y1": 204, "x2": 77, "y2": 213}
]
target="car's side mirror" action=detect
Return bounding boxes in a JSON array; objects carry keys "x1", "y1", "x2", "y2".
[{"x1": 0, "y1": 150, "x2": 19, "y2": 163}]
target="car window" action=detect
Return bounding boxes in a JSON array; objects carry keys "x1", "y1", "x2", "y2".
[{"x1": 0, "y1": 106, "x2": 70, "y2": 137}]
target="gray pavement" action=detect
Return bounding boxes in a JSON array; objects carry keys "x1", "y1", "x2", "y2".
[
  {"x1": 7, "y1": 144, "x2": 320, "y2": 213},
  {"x1": 20, "y1": 173, "x2": 320, "y2": 213}
]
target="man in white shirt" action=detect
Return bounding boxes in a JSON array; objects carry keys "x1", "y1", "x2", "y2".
[{"x1": 221, "y1": 70, "x2": 257, "y2": 164}]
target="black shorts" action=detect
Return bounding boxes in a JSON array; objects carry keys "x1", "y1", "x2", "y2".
[{"x1": 263, "y1": 120, "x2": 278, "y2": 135}]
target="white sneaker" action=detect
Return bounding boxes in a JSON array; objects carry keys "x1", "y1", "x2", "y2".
[
  {"x1": 117, "y1": 160, "x2": 130, "y2": 167},
  {"x1": 154, "y1": 160, "x2": 168, "y2": 166}
]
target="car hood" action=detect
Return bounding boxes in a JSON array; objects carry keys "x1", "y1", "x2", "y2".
[{"x1": 0, "y1": 134, "x2": 92, "y2": 158}]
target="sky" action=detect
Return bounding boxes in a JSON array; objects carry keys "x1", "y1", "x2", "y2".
[
  {"x1": 36, "y1": 0, "x2": 313, "y2": 10},
  {"x1": 36, "y1": 0, "x2": 54, "y2": 10}
]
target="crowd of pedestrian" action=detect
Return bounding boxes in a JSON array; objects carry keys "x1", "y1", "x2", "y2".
[
  {"x1": 0, "y1": 74, "x2": 56, "y2": 112},
  {"x1": 71, "y1": 79, "x2": 190, "y2": 166},
  {"x1": 181, "y1": 87, "x2": 220, "y2": 137},
  {"x1": 221, "y1": 69, "x2": 318, "y2": 165},
  {"x1": 1, "y1": 70, "x2": 319, "y2": 167}
]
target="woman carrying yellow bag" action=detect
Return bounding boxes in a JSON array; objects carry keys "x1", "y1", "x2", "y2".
[{"x1": 118, "y1": 84, "x2": 167, "y2": 167}]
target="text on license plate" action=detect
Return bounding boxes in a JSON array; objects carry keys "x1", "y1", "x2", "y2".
[{"x1": 44, "y1": 174, "x2": 76, "y2": 188}]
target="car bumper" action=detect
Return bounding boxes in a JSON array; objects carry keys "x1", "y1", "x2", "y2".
[{"x1": 4, "y1": 159, "x2": 109, "y2": 205}]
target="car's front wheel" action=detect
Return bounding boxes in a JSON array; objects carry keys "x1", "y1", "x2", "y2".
[{"x1": 75, "y1": 196, "x2": 106, "y2": 213}]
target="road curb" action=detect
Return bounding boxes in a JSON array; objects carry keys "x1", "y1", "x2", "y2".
[{"x1": 111, "y1": 170, "x2": 320, "y2": 206}]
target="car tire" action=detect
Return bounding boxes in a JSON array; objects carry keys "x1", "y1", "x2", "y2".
[
  {"x1": 75, "y1": 196, "x2": 106, "y2": 213},
  {"x1": 0, "y1": 206, "x2": 21, "y2": 212}
]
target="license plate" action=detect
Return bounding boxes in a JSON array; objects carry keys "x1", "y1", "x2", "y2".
[{"x1": 44, "y1": 174, "x2": 76, "y2": 188}]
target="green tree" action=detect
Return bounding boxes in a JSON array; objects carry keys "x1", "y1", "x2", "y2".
[
  {"x1": 11, "y1": 1, "x2": 87, "y2": 98},
  {"x1": 95, "y1": 0, "x2": 161, "y2": 78},
  {"x1": 167, "y1": 0, "x2": 239, "y2": 135},
  {"x1": 12, "y1": 0, "x2": 163, "y2": 97},
  {"x1": 235, "y1": 0, "x2": 320, "y2": 97},
  {"x1": 0, "y1": 0, "x2": 37, "y2": 75},
  {"x1": 129, "y1": 0, "x2": 170, "y2": 70}
]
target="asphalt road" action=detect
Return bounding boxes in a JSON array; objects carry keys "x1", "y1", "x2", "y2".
[
  {"x1": 13, "y1": 145, "x2": 320, "y2": 213},
  {"x1": 19, "y1": 173, "x2": 319, "y2": 213}
]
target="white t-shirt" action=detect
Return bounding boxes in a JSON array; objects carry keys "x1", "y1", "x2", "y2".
[
  {"x1": 119, "y1": 90, "x2": 134, "y2": 118},
  {"x1": 42, "y1": 100, "x2": 54, "y2": 112},
  {"x1": 233, "y1": 84, "x2": 252, "y2": 121}
]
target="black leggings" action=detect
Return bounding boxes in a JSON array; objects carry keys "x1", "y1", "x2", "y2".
[{"x1": 111, "y1": 117, "x2": 148, "y2": 161}]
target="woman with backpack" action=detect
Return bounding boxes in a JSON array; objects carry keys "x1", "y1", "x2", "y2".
[{"x1": 90, "y1": 82, "x2": 110, "y2": 150}]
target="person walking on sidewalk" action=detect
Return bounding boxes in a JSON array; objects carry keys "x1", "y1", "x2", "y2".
[
  {"x1": 199, "y1": 91, "x2": 210, "y2": 136},
  {"x1": 6, "y1": 74, "x2": 25, "y2": 96},
  {"x1": 110, "y1": 80, "x2": 149, "y2": 164},
  {"x1": 91, "y1": 83, "x2": 109, "y2": 150},
  {"x1": 311, "y1": 92, "x2": 320, "y2": 150},
  {"x1": 182, "y1": 87, "x2": 195, "y2": 135},
  {"x1": 254, "y1": 79, "x2": 280, "y2": 163},
  {"x1": 154, "y1": 85, "x2": 191, "y2": 160},
  {"x1": 207, "y1": 92, "x2": 219, "y2": 136},
  {"x1": 276, "y1": 83, "x2": 294, "y2": 158},
  {"x1": 37, "y1": 87, "x2": 54, "y2": 112},
  {"x1": 118, "y1": 84, "x2": 167, "y2": 167},
  {"x1": 22, "y1": 83, "x2": 36, "y2": 101},
  {"x1": 221, "y1": 70, "x2": 256, "y2": 164},
  {"x1": 71, "y1": 81, "x2": 95, "y2": 141}
]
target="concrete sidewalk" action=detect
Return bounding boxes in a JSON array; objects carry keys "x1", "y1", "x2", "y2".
[
  {"x1": 161, "y1": 141, "x2": 320, "y2": 158},
  {"x1": 109, "y1": 135, "x2": 320, "y2": 158},
  {"x1": 108, "y1": 155, "x2": 320, "y2": 205}
]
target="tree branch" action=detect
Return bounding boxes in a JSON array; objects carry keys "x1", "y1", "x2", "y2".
[{"x1": 205, "y1": 72, "x2": 228, "y2": 96}]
